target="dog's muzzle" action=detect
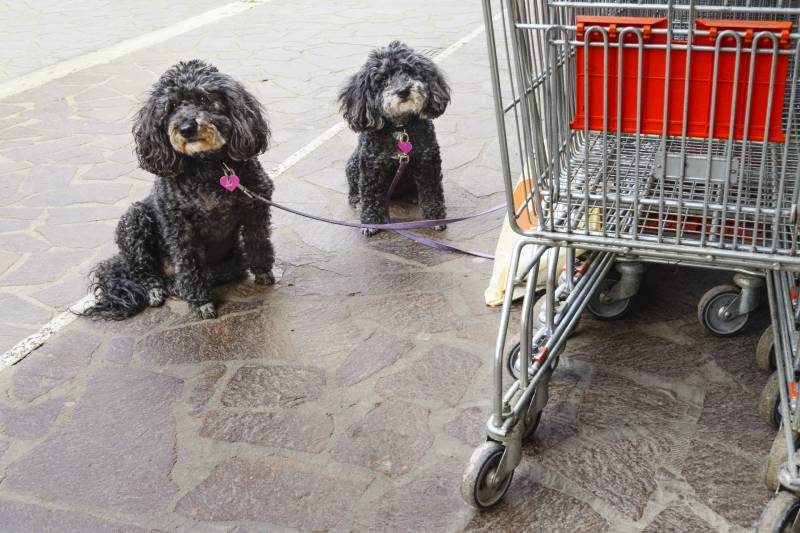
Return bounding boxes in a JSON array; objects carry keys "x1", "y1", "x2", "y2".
[
  {"x1": 383, "y1": 82, "x2": 425, "y2": 120},
  {"x1": 169, "y1": 117, "x2": 226, "y2": 156}
]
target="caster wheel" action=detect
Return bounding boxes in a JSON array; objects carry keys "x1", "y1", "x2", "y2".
[
  {"x1": 757, "y1": 325, "x2": 777, "y2": 371},
  {"x1": 698, "y1": 285, "x2": 750, "y2": 337},
  {"x1": 522, "y1": 395, "x2": 543, "y2": 442},
  {"x1": 507, "y1": 337, "x2": 548, "y2": 381},
  {"x1": 508, "y1": 386, "x2": 545, "y2": 443},
  {"x1": 765, "y1": 428, "x2": 799, "y2": 492},
  {"x1": 461, "y1": 441, "x2": 514, "y2": 510},
  {"x1": 507, "y1": 343, "x2": 523, "y2": 381},
  {"x1": 760, "y1": 371, "x2": 783, "y2": 429},
  {"x1": 757, "y1": 491, "x2": 800, "y2": 533},
  {"x1": 587, "y1": 278, "x2": 633, "y2": 320}
]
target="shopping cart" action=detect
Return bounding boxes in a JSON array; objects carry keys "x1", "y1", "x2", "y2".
[{"x1": 463, "y1": 1, "x2": 800, "y2": 529}]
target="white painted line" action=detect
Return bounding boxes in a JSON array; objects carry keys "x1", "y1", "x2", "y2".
[
  {"x1": 0, "y1": 295, "x2": 93, "y2": 371},
  {"x1": 0, "y1": 17, "x2": 492, "y2": 370},
  {"x1": 0, "y1": 0, "x2": 271, "y2": 101},
  {"x1": 269, "y1": 122, "x2": 347, "y2": 178},
  {"x1": 432, "y1": 23, "x2": 489, "y2": 63}
]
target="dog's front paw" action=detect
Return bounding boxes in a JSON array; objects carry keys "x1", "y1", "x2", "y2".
[
  {"x1": 348, "y1": 195, "x2": 360, "y2": 208},
  {"x1": 361, "y1": 227, "x2": 380, "y2": 237},
  {"x1": 147, "y1": 287, "x2": 165, "y2": 307},
  {"x1": 195, "y1": 302, "x2": 218, "y2": 320},
  {"x1": 432, "y1": 224, "x2": 447, "y2": 232},
  {"x1": 253, "y1": 270, "x2": 275, "y2": 285}
]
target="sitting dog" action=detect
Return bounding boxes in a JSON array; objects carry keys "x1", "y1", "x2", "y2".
[
  {"x1": 84, "y1": 60, "x2": 275, "y2": 320},
  {"x1": 339, "y1": 41, "x2": 451, "y2": 235}
]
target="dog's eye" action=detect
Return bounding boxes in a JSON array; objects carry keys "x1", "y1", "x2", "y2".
[{"x1": 164, "y1": 101, "x2": 176, "y2": 113}]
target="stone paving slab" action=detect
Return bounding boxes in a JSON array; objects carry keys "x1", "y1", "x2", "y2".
[{"x1": 0, "y1": 1, "x2": 785, "y2": 532}]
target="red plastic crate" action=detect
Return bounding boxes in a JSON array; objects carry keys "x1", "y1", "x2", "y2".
[{"x1": 571, "y1": 16, "x2": 792, "y2": 142}]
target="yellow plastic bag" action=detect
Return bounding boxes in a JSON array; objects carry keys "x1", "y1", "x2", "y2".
[{"x1": 484, "y1": 175, "x2": 599, "y2": 307}]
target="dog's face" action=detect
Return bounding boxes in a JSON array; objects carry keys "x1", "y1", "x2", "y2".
[
  {"x1": 165, "y1": 90, "x2": 228, "y2": 157},
  {"x1": 380, "y1": 72, "x2": 427, "y2": 124},
  {"x1": 133, "y1": 60, "x2": 270, "y2": 177},
  {"x1": 339, "y1": 41, "x2": 451, "y2": 132}
]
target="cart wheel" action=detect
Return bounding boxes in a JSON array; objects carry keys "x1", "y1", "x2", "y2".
[
  {"x1": 587, "y1": 278, "x2": 633, "y2": 320},
  {"x1": 520, "y1": 378, "x2": 549, "y2": 443},
  {"x1": 757, "y1": 325, "x2": 777, "y2": 371},
  {"x1": 522, "y1": 396, "x2": 543, "y2": 442},
  {"x1": 507, "y1": 342, "x2": 523, "y2": 381},
  {"x1": 760, "y1": 371, "x2": 783, "y2": 429},
  {"x1": 756, "y1": 491, "x2": 800, "y2": 533},
  {"x1": 522, "y1": 410, "x2": 542, "y2": 442},
  {"x1": 461, "y1": 441, "x2": 514, "y2": 510},
  {"x1": 505, "y1": 386, "x2": 543, "y2": 443},
  {"x1": 507, "y1": 337, "x2": 549, "y2": 381},
  {"x1": 765, "y1": 428, "x2": 799, "y2": 492},
  {"x1": 698, "y1": 285, "x2": 750, "y2": 337}
]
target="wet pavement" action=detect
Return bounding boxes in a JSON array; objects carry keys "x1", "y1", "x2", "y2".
[{"x1": 0, "y1": 1, "x2": 782, "y2": 531}]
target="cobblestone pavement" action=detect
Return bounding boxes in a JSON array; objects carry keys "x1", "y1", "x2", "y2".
[{"x1": 0, "y1": 1, "x2": 781, "y2": 531}]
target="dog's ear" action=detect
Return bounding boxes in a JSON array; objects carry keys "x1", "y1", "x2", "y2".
[
  {"x1": 422, "y1": 59, "x2": 451, "y2": 120},
  {"x1": 133, "y1": 91, "x2": 184, "y2": 178},
  {"x1": 338, "y1": 66, "x2": 384, "y2": 133},
  {"x1": 225, "y1": 81, "x2": 271, "y2": 161}
]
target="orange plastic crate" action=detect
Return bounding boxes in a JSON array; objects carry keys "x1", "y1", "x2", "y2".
[
  {"x1": 571, "y1": 16, "x2": 792, "y2": 142},
  {"x1": 640, "y1": 214, "x2": 760, "y2": 242}
]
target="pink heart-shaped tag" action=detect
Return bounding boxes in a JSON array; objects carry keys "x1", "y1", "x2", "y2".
[
  {"x1": 219, "y1": 174, "x2": 240, "y2": 192},
  {"x1": 397, "y1": 140, "x2": 413, "y2": 155}
]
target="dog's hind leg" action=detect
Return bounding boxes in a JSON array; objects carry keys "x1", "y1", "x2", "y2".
[
  {"x1": 116, "y1": 201, "x2": 166, "y2": 306},
  {"x1": 346, "y1": 151, "x2": 360, "y2": 208}
]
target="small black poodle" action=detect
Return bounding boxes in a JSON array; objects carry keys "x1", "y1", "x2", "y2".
[
  {"x1": 339, "y1": 41, "x2": 451, "y2": 236},
  {"x1": 84, "y1": 60, "x2": 275, "y2": 320}
]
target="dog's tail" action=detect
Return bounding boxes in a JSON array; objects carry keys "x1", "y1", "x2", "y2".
[{"x1": 80, "y1": 255, "x2": 150, "y2": 320}]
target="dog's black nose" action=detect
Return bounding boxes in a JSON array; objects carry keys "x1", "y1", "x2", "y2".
[
  {"x1": 397, "y1": 85, "x2": 412, "y2": 99},
  {"x1": 179, "y1": 120, "x2": 198, "y2": 138}
]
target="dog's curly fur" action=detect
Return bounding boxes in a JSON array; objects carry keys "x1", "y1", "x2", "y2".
[
  {"x1": 339, "y1": 41, "x2": 451, "y2": 236},
  {"x1": 83, "y1": 60, "x2": 275, "y2": 320}
]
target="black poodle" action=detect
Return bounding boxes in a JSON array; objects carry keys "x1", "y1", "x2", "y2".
[
  {"x1": 84, "y1": 60, "x2": 275, "y2": 320},
  {"x1": 339, "y1": 41, "x2": 451, "y2": 236}
]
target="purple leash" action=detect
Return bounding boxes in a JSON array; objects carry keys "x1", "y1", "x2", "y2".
[
  {"x1": 219, "y1": 149, "x2": 503, "y2": 259},
  {"x1": 381, "y1": 159, "x2": 499, "y2": 259}
]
